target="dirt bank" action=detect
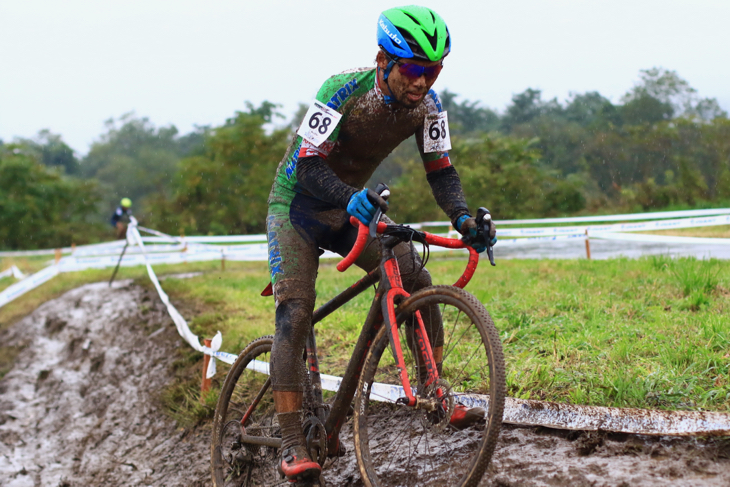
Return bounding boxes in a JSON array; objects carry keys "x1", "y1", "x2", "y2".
[
  {"x1": 0, "y1": 281, "x2": 210, "y2": 487},
  {"x1": 1, "y1": 281, "x2": 728, "y2": 486}
]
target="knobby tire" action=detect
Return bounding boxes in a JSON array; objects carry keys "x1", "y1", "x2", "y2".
[{"x1": 353, "y1": 285, "x2": 505, "y2": 487}]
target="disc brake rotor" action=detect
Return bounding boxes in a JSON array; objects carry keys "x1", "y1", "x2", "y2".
[{"x1": 419, "y1": 378, "x2": 454, "y2": 432}]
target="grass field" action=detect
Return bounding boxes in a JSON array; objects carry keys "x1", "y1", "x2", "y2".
[
  {"x1": 152, "y1": 254, "x2": 730, "y2": 413},
  {"x1": 2, "y1": 252, "x2": 729, "y2": 415},
  {"x1": 644, "y1": 224, "x2": 730, "y2": 238}
]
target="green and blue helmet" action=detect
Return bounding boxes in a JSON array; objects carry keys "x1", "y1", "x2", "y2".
[{"x1": 377, "y1": 5, "x2": 451, "y2": 61}]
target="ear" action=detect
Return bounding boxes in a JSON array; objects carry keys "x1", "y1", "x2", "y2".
[{"x1": 376, "y1": 51, "x2": 388, "y2": 69}]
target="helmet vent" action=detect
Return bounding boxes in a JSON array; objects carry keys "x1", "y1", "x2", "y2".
[{"x1": 402, "y1": 11, "x2": 439, "y2": 52}]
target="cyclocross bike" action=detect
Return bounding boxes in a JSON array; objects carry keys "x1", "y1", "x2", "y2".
[{"x1": 211, "y1": 187, "x2": 506, "y2": 486}]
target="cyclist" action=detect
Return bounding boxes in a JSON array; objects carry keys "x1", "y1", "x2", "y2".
[
  {"x1": 266, "y1": 5, "x2": 497, "y2": 482},
  {"x1": 110, "y1": 198, "x2": 133, "y2": 239}
]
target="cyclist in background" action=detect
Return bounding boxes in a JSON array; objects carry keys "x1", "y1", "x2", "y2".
[
  {"x1": 110, "y1": 198, "x2": 132, "y2": 239},
  {"x1": 266, "y1": 6, "x2": 497, "y2": 482}
]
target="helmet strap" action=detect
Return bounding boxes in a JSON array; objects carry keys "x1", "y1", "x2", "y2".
[{"x1": 379, "y1": 59, "x2": 398, "y2": 105}]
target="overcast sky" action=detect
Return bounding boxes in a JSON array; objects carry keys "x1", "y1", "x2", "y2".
[{"x1": 1, "y1": 0, "x2": 728, "y2": 154}]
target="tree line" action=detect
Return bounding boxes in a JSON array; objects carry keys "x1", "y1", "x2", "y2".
[{"x1": 1, "y1": 68, "x2": 728, "y2": 250}]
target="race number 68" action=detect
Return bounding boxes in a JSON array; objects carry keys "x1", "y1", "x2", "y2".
[
  {"x1": 297, "y1": 100, "x2": 342, "y2": 147},
  {"x1": 428, "y1": 120, "x2": 447, "y2": 141},
  {"x1": 308, "y1": 112, "x2": 332, "y2": 135},
  {"x1": 422, "y1": 111, "x2": 451, "y2": 153}
]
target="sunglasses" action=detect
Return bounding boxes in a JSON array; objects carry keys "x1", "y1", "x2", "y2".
[{"x1": 385, "y1": 52, "x2": 443, "y2": 80}]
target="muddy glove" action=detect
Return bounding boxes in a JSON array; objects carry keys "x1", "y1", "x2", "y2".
[
  {"x1": 456, "y1": 214, "x2": 497, "y2": 253},
  {"x1": 347, "y1": 189, "x2": 389, "y2": 225}
]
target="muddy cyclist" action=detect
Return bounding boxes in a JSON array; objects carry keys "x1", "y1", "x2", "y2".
[{"x1": 265, "y1": 5, "x2": 498, "y2": 482}]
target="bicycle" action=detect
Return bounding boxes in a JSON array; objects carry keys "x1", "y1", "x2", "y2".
[{"x1": 211, "y1": 188, "x2": 506, "y2": 486}]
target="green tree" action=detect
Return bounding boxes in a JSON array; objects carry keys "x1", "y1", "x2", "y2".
[
  {"x1": 149, "y1": 102, "x2": 290, "y2": 235},
  {"x1": 389, "y1": 134, "x2": 585, "y2": 222},
  {"x1": 439, "y1": 89, "x2": 500, "y2": 135},
  {"x1": 81, "y1": 113, "x2": 205, "y2": 217},
  {"x1": 0, "y1": 145, "x2": 101, "y2": 250},
  {"x1": 622, "y1": 67, "x2": 726, "y2": 121},
  {"x1": 15, "y1": 130, "x2": 80, "y2": 175}
]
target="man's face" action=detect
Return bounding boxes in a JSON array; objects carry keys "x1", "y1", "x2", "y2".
[{"x1": 377, "y1": 51, "x2": 443, "y2": 109}]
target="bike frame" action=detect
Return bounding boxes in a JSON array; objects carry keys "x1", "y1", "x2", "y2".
[
  {"x1": 241, "y1": 218, "x2": 480, "y2": 456},
  {"x1": 318, "y1": 218, "x2": 481, "y2": 454}
]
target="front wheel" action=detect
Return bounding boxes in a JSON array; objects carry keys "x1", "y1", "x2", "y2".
[{"x1": 353, "y1": 285, "x2": 505, "y2": 487}]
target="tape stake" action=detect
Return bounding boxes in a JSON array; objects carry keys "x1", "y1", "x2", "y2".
[
  {"x1": 585, "y1": 229, "x2": 591, "y2": 260},
  {"x1": 201, "y1": 338, "x2": 213, "y2": 398}
]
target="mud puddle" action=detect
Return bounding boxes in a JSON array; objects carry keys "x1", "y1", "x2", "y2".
[
  {"x1": 324, "y1": 422, "x2": 730, "y2": 486},
  {"x1": 1, "y1": 282, "x2": 728, "y2": 486}
]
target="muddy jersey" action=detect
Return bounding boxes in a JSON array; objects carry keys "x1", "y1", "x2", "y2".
[{"x1": 268, "y1": 67, "x2": 467, "y2": 223}]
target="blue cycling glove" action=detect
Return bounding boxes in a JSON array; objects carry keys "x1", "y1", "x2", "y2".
[
  {"x1": 456, "y1": 214, "x2": 497, "y2": 253},
  {"x1": 348, "y1": 189, "x2": 388, "y2": 225}
]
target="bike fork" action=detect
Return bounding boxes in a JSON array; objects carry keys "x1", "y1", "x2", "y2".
[{"x1": 380, "y1": 259, "x2": 440, "y2": 408}]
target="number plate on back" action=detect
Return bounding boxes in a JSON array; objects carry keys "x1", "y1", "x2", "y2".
[
  {"x1": 423, "y1": 111, "x2": 451, "y2": 153},
  {"x1": 297, "y1": 100, "x2": 342, "y2": 147}
]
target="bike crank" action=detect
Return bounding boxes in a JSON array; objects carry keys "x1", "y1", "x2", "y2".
[{"x1": 303, "y1": 415, "x2": 328, "y2": 465}]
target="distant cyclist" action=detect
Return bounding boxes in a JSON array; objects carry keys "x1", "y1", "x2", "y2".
[
  {"x1": 265, "y1": 6, "x2": 497, "y2": 482},
  {"x1": 110, "y1": 198, "x2": 133, "y2": 239}
]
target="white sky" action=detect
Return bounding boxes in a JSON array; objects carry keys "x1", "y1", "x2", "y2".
[{"x1": 1, "y1": 0, "x2": 728, "y2": 154}]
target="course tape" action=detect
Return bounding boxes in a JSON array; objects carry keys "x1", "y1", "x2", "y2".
[
  {"x1": 244, "y1": 359, "x2": 730, "y2": 436},
  {"x1": 125, "y1": 220, "x2": 238, "y2": 375},
  {"x1": 2, "y1": 207, "x2": 729, "y2": 259},
  {"x1": 0, "y1": 265, "x2": 59, "y2": 308},
  {"x1": 1, "y1": 225, "x2": 727, "y2": 310},
  {"x1": 593, "y1": 232, "x2": 730, "y2": 245},
  {"x1": 487, "y1": 208, "x2": 730, "y2": 226},
  {"x1": 0, "y1": 266, "x2": 25, "y2": 280},
  {"x1": 496, "y1": 214, "x2": 730, "y2": 238}
]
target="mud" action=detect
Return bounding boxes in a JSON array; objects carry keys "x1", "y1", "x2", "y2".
[
  {"x1": 2, "y1": 281, "x2": 729, "y2": 486},
  {"x1": 0, "y1": 281, "x2": 210, "y2": 487}
]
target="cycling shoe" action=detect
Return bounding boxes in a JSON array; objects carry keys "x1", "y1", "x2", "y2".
[
  {"x1": 278, "y1": 444, "x2": 321, "y2": 482},
  {"x1": 450, "y1": 404, "x2": 486, "y2": 429}
]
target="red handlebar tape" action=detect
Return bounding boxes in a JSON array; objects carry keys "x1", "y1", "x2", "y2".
[{"x1": 337, "y1": 219, "x2": 480, "y2": 288}]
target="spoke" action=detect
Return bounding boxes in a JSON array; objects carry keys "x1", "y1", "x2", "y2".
[
  {"x1": 442, "y1": 307, "x2": 463, "y2": 361},
  {"x1": 405, "y1": 426, "x2": 427, "y2": 480},
  {"x1": 449, "y1": 343, "x2": 483, "y2": 391},
  {"x1": 443, "y1": 317, "x2": 474, "y2": 364}
]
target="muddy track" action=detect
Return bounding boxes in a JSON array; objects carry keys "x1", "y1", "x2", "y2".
[{"x1": 1, "y1": 282, "x2": 728, "y2": 486}]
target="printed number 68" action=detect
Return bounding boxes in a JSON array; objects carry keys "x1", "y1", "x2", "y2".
[
  {"x1": 428, "y1": 120, "x2": 446, "y2": 141},
  {"x1": 309, "y1": 112, "x2": 332, "y2": 135}
]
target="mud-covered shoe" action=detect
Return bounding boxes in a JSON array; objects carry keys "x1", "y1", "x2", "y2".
[
  {"x1": 278, "y1": 444, "x2": 321, "y2": 482},
  {"x1": 450, "y1": 404, "x2": 486, "y2": 429}
]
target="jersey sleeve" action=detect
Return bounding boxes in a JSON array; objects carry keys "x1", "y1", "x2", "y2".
[
  {"x1": 299, "y1": 69, "x2": 373, "y2": 159},
  {"x1": 416, "y1": 89, "x2": 452, "y2": 172},
  {"x1": 416, "y1": 90, "x2": 470, "y2": 225}
]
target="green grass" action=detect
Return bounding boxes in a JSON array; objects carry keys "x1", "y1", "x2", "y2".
[
  {"x1": 154, "y1": 255, "x2": 730, "y2": 413},
  {"x1": 2, "y1": 254, "x2": 729, "y2": 414},
  {"x1": 645, "y1": 225, "x2": 730, "y2": 238}
]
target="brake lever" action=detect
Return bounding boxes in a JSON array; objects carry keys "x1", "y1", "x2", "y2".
[
  {"x1": 369, "y1": 183, "x2": 390, "y2": 238},
  {"x1": 369, "y1": 209, "x2": 382, "y2": 238},
  {"x1": 476, "y1": 207, "x2": 496, "y2": 267}
]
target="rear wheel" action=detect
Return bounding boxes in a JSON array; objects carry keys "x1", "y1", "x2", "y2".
[
  {"x1": 353, "y1": 285, "x2": 505, "y2": 487},
  {"x1": 211, "y1": 336, "x2": 280, "y2": 487}
]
